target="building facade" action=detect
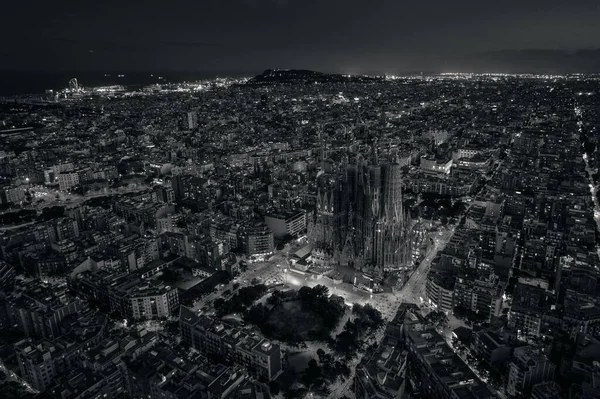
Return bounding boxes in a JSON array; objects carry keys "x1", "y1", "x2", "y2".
[
  {"x1": 308, "y1": 155, "x2": 414, "y2": 278},
  {"x1": 507, "y1": 346, "x2": 555, "y2": 398},
  {"x1": 454, "y1": 273, "x2": 504, "y2": 322},
  {"x1": 180, "y1": 307, "x2": 282, "y2": 381},
  {"x1": 58, "y1": 171, "x2": 80, "y2": 191},
  {"x1": 426, "y1": 272, "x2": 454, "y2": 313},
  {"x1": 244, "y1": 223, "x2": 275, "y2": 256},
  {"x1": 264, "y1": 209, "x2": 307, "y2": 239}
]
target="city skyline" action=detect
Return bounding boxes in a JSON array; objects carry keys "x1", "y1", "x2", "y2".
[{"x1": 1, "y1": 2, "x2": 600, "y2": 396}]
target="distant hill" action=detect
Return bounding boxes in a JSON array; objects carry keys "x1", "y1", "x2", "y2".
[
  {"x1": 247, "y1": 69, "x2": 380, "y2": 84},
  {"x1": 248, "y1": 50, "x2": 600, "y2": 82},
  {"x1": 444, "y1": 49, "x2": 600, "y2": 74}
]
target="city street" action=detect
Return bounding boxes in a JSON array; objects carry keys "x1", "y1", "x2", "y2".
[
  {"x1": 187, "y1": 222, "x2": 460, "y2": 399},
  {"x1": 327, "y1": 223, "x2": 459, "y2": 399},
  {"x1": 0, "y1": 183, "x2": 152, "y2": 216},
  {"x1": 198, "y1": 222, "x2": 458, "y2": 321},
  {"x1": 235, "y1": 224, "x2": 457, "y2": 311},
  {"x1": 0, "y1": 359, "x2": 37, "y2": 394},
  {"x1": 394, "y1": 225, "x2": 456, "y2": 307}
]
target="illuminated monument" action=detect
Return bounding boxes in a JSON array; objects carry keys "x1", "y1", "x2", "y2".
[{"x1": 308, "y1": 144, "x2": 413, "y2": 279}]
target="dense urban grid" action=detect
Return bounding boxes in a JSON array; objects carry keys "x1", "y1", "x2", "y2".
[{"x1": 0, "y1": 70, "x2": 599, "y2": 399}]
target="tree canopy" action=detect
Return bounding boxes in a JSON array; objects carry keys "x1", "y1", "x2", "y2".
[{"x1": 214, "y1": 284, "x2": 267, "y2": 317}]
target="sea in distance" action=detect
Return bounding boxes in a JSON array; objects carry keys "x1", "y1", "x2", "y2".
[{"x1": 0, "y1": 70, "x2": 256, "y2": 97}]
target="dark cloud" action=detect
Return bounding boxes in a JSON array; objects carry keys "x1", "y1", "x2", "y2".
[
  {"x1": 1, "y1": 0, "x2": 599, "y2": 72},
  {"x1": 161, "y1": 41, "x2": 222, "y2": 48},
  {"x1": 243, "y1": 0, "x2": 290, "y2": 7}
]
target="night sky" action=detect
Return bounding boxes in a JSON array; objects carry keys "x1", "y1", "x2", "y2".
[{"x1": 2, "y1": 0, "x2": 600, "y2": 73}]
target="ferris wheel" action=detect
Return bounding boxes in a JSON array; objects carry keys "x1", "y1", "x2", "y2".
[{"x1": 69, "y1": 78, "x2": 79, "y2": 92}]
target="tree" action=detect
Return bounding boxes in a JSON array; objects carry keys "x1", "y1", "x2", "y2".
[
  {"x1": 477, "y1": 360, "x2": 487, "y2": 371},
  {"x1": 332, "y1": 320, "x2": 362, "y2": 358},
  {"x1": 215, "y1": 284, "x2": 267, "y2": 317},
  {"x1": 426, "y1": 310, "x2": 449, "y2": 328},
  {"x1": 159, "y1": 269, "x2": 178, "y2": 284},
  {"x1": 584, "y1": 141, "x2": 596, "y2": 155},
  {"x1": 303, "y1": 358, "x2": 322, "y2": 386},
  {"x1": 213, "y1": 298, "x2": 225, "y2": 310},
  {"x1": 317, "y1": 348, "x2": 326, "y2": 363},
  {"x1": 353, "y1": 303, "x2": 384, "y2": 330},
  {"x1": 313, "y1": 284, "x2": 330, "y2": 299},
  {"x1": 284, "y1": 388, "x2": 307, "y2": 399},
  {"x1": 246, "y1": 304, "x2": 269, "y2": 325},
  {"x1": 109, "y1": 310, "x2": 123, "y2": 321},
  {"x1": 267, "y1": 290, "x2": 283, "y2": 305}
]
